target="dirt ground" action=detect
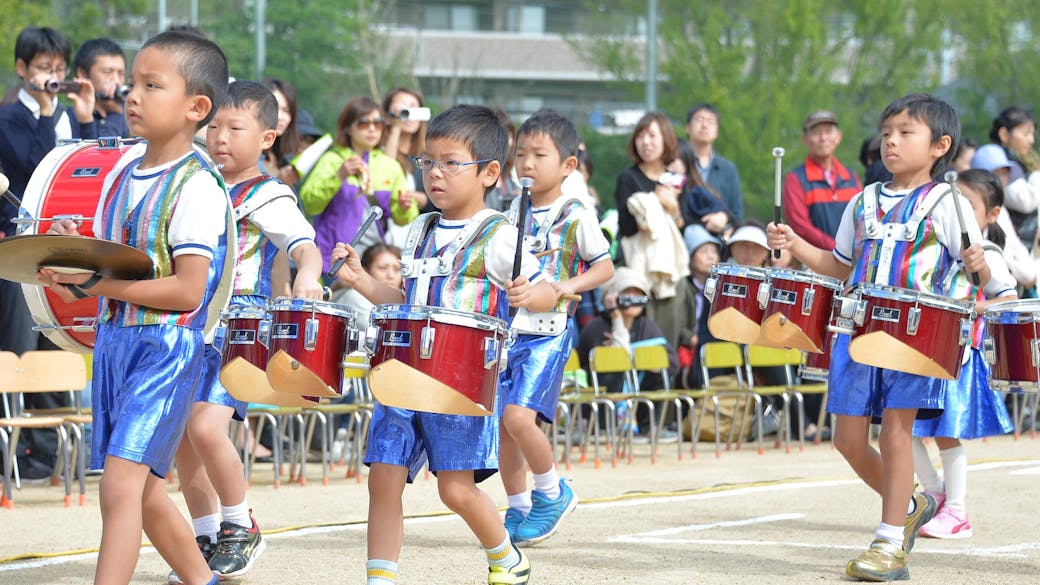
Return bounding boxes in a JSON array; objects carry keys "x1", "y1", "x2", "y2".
[{"x1": 1, "y1": 430, "x2": 1038, "y2": 584}]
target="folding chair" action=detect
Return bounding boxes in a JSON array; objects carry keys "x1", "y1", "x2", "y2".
[
  {"x1": 0, "y1": 350, "x2": 84, "y2": 509},
  {"x1": 589, "y1": 345, "x2": 655, "y2": 465},
  {"x1": 300, "y1": 354, "x2": 372, "y2": 485},
  {"x1": 631, "y1": 344, "x2": 700, "y2": 462},
  {"x1": 698, "y1": 341, "x2": 750, "y2": 458},
  {"x1": 743, "y1": 345, "x2": 802, "y2": 453},
  {"x1": 552, "y1": 349, "x2": 590, "y2": 470}
]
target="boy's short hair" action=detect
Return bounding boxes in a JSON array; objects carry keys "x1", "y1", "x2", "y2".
[
  {"x1": 15, "y1": 27, "x2": 71, "y2": 67},
  {"x1": 879, "y1": 93, "x2": 960, "y2": 176},
  {"x1": 222, "y1": 80, "x2": 278, "y2": 131},
  {"x1": 73, "y1": 38, "x2": 124, "y2": 74},
  {"x1": 426, "y1": 105, "x2": 510, "y2": 193},
  {"x1": 516, "y1": 108, "x2": 581, "y2": 160},
  {"x1": 686, "y1": 102, "x2": 720, "y2": 126},
  {"x1": 141, "y1": 30, "x2": 229, "y2": 128}
]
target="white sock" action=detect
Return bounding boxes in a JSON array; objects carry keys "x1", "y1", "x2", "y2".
[
  {"x1": 911, "y1": 438, "x2": 944, "y2": 494},
  {"x1": 221, "y1": 501, "x2": 252, "y2": 529},
  {"x1": 875, "y1": 522, "x2": 904, "y2": 547},
  {"x1": 532, "y1": 467, "x2": 560, "y2": 500},
  {"x1": 507, "y1": 492, "x2": 532, "y2": 516},
  {"x1": 939, "y1": 445, "x2": 968, "y2": 512},
  {"x1": 192, "y1": 512, "x2": 221, "y2": 542},
  {"x1": 485, "y1": 537, "x2": 520, "y2": 570},
  {"x1": 366, "y1": 559, "x2": 397, "y2": 584}
]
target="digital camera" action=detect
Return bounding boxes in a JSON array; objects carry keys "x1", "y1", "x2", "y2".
[
  {"x1": 398, "y1": 107, "x2": 431, "y2": 122},
  {"x1": 617, "y1": 294, "x2": 650, "y2": 308},
  {"x1": 44, "y1": 80, "x2": 81, "y2": 94},
  {"x1": 658, "y1": 171, "x2": 685, "y2": 188}
]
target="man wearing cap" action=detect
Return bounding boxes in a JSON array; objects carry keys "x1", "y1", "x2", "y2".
[{"x1": 782, "y1": 110, "x2": 862, "y2": 250}]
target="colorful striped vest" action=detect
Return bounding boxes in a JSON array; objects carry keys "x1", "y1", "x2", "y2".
[
  {"x1": 516, "y1": 198, "x2": 588, "y2": 314},
  {"x1": 98, "y1": 152, "x2": 229, "y2": 330},
  {"x1": 230, "y1": 175, "x2": 279, "y2": 297}
]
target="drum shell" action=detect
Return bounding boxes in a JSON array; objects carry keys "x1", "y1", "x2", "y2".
[
  {"x1": 220, "y1": 306, "x2": 270, "y2": 371},
  {"x1": 799, "y1": 330, "x2": 835, "y2": 382},
  {"x1": 761, "y1": 268, "x2": 842, "y2": 353},
  {"x1": 705, "y1": 264, "x2": 769, "y2": 344},
  {"x1": 268, "y1": 299, "x2": 357, "y2": 391},
  {"x1": 984, "y1": 300, "x2": 1040, "y2": 391},
  {"x1": 368, "y1": 305, "x2": 507, "y2": 412}
]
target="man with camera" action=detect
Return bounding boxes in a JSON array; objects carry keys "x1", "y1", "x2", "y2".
[{"x1": 74, "y1": 38, "x2": 130, "y2": 138}]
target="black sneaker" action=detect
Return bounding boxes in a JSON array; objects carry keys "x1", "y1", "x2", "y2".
[
  {"x1": 168, "y1": 536, "x2": 216, "y2": 584},
  {"x1": 208, "y1": 516, "x2": 266, "y2": 578}
]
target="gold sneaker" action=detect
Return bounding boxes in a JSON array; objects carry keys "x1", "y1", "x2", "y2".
[
  {"x1": 903, "y1": 491, "x2": 937, "y2": 553},
  {"x1": 845, "y1": 538, "x2": 910, "y2": 582}
]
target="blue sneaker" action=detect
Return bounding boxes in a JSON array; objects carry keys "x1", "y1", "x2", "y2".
[
  {"x1": 504, "y1": 507, "x2": 526, "y2": 541},
  {"x1": 513, "y1": 479, "x2": 576, "y2": 545}
]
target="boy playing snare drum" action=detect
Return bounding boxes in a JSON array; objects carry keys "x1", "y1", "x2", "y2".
[
  {"x1": 167, "y1": 80, "x2": 323, "y2": 583},
  {"x1": 499, "y1": 109, "x2": 613, "y2": 545},
  {"x1": 330, "y1": 104, "x2": 557, "y2": 585},
  {"x1": 768, "y1": 94, "x2": 993, "y2": 581}
]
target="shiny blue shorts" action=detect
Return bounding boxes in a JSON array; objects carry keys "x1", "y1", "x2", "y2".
[
  {"x1": 364, "y1": 404, "x2": 499, "y2": 483},
  {"x1": 91, "y1": 324, "x2": 205, "y2": 477},
  {"x1": 827, "y1": 333, "x2": 946, "y2": 422},
  {"x1": 498, "y1": 323, "x2": 576, "y2": 423},
  {"x1": 913, "y1": 348, "x2": 1013, "y2": 439}
]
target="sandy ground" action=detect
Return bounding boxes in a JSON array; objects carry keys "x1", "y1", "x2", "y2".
[{"x1": 1, "y1": 430, "x2": 1039, "y2": 584}]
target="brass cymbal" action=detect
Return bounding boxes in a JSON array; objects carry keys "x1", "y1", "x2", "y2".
[{"x1": 0, "y1": 234, "x2": 153, "y2": 284}]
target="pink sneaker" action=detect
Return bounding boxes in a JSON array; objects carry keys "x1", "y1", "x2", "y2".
[
  {"x1": 918, "y1": 506, "x2": 973, "y2": 539},
  {"x1": 926, "y1": 490, "x2": 946, "y2": 511}
]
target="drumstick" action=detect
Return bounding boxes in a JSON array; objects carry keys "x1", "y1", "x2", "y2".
[
  {"x1": 944, "y1": 170, "x2": 981, "y2": 286},
  {"x1": 534, "y1": 247, "x2": 560, "y2": 259},
  {"x1": 510, "y1": 177, "x2": 534, "y2": 316},
  {"x1": 0, "y1": 173, "x2": 21, "y2": 208},
  {"x1": 772, "y1": 147, "x2": 785, "y2": 259},
  {"x1": 325, "y1": 206, "x2": 383, "y2": 280},
  {"x1": 560, "y1": 293, "x2": 582, "y2": 302}
]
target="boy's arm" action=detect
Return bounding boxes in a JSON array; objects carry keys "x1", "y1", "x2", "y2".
[
  {"x1": 507, "y1": 276, "x2": 558, "y2": 313},
  {"x1": 329, "y1": 242, "x2": 405, "y2": 305},
  {"x1": 550, "y1": 259, "x2": 614, "y2": 298},
  {"x1": 767, "y1": 221, "x2": 851, "y2": 280},
  {"x1": 289, "y1": 243, "x2": 324, "y2": 299}
]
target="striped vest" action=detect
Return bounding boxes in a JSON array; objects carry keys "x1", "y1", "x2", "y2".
[
  {"x1": 230, "y1": 175, "x2": 279, "y2": 297},
  {"x1": 516, "y1": 198, "x2": 588, "y2": 314},
  {"x1": 98, "y1": 153, "x2": 229, "y2": 330}
]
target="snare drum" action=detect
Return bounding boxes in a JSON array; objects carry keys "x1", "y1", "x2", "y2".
[
  {"x1": 759, "y1": 268, "x2": 842, "y2": 353},
  {"x1": 704, "y1": 263, "x2": 769, "y2": 345},
  {"x1": 367, "y1": 305, "x2": 508, "y2": 412},
  {"x1": 842, "y1": 284, "x2": 974, "y2": 380},
  {"x1": 219, "y1": 305, "x2": 270, "y2": 371},
  {"x1": 983, "y1": 299, "x2": 1040, "y2": 392},
  {"x1": 267, "y1": 298, "x2": 359, "y2": 391},
  {"x1": 17, "y1": 139, "x2": 140, "y2": 352}
]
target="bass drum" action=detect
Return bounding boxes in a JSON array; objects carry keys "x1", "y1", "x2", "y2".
[{"x1": 18, "y1": 139, "x2": 233, "y2": 352}]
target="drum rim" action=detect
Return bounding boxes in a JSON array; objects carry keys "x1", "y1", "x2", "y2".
[
  {"x1": 222, "y1": 304, "x2": 269, "y2": 320},
  {"x1": 856, "y1": 283, "x2": 975, "y2": 313},
  {"x1": 766, "y1": 267, "x2": 843, "y2": 289},
  {"x1": 371, "y1": 303, "x2": 508, "y2": 332},
  {"x1": 982, "y1": 298, "x2": 1040, "y2": 319},
  {"x1": 268, "y1": 296, "x2": 359, "y2": 319},
  {"x1": 710, "y1": 262, "x2": 769, "y2": 279}
]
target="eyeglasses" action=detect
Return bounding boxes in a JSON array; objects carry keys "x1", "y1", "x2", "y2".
[
  {"x1": 30, "y1": 62, "x2": 68, "y2": 77},
  {"x1": 412, "y1": 157, "x2": 492, "y2": 174},
  {"x1": 354, "y1": 117, "x2": 385, "y2": 129}
]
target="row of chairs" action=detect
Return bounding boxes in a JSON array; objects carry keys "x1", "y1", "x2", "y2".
[{"x1": 552, "y1": 342, "x2": 830, "y2": 467}]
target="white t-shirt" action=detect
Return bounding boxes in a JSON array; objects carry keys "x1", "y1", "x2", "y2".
[
  {"x1": 95, "y1": 150, "x2": 227, "y2": 260},
  {"x1": 431, "y1": 217, "x2": 543, "y2": 289},
  {"x1": 527, "y1": 203, "x2": 612, "y2": 266},
  {"x1": 982, "y1": 241, "x2": 1017, "y2": 299},
  {"x1": 232, "y1": 180, "x2": 315, "y2": 254}
]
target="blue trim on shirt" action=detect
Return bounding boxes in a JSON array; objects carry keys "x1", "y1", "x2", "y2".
[
  {"x1": 286, "y1": 236, "x2": 313, "y2": 253},
  {"x1": 436, "y1": 222, "x2": 465, "y2": 230},
  {"x1": 834, "y1": 248, "x2": 852, "y2": 263},
  {"x1": 588, "y1": 251, "x2": 610, "y2": 264},
  {"x1": 173, "y1": 243, "x2": 214, "y2": 255}
]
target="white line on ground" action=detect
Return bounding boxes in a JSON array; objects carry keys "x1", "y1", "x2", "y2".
[{"x1": 610, "y1": 513, "x2": 805, "y2": 540}]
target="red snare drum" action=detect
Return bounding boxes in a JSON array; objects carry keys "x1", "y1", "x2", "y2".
[
  {"x1": 368, "y1": 305, "x2": 508, "y2": 412},
  {"x1": 760, "y1": 268, "x2": 842, "y2": 353},
  {"x1": 844, "y1": 284, "x2": 974, "y2": 380},
  {"x1": 17, "y1": 139, "x2": 141, "y2": 352},
  {"x1": 798, "y1": 330, "x2": 835, "y2": 382},
  {"x1": 984, "y1": 299, "x2": 1040, "y2": 392},
  {"x1": 268, "y1": 298, "x2": 358, "y2": 391},
  {"x1": 704, "y1": 263, "x2": 769, "y2": 345},
  {"x1": 219, "y1": 305, "x2": 270, "y2": 370}
]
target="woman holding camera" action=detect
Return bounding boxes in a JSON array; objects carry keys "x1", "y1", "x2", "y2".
[
  {"x1": 381, "y1": 87, "x2": 430, "y2": 220},
  {"x1": 299, "y1": 96, "x2": 418, "y2": 273}
]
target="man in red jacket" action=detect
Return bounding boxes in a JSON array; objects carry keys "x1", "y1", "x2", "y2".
[{"x1": 782, "y1": 110, "x2": 862, "y2": 250}]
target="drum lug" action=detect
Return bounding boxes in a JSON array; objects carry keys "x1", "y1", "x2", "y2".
[
  {"x1": 258, "y1": 319, "x2": 270, "y2": 348},
  {"x1": 483, "y1": 336, "x2": 500, "y2": 370},
  {"x1": 958, "y1": 319, "x2": 971, "y2": 346},
  {"x1": 213, "y1": 325, "x2": 227, "y2": 353},
  {"x1": 802, "y1": 287, "x2": 815, "y2": 316},
  {"x1": 420, "y1": 325, "x2": 435, "y2": 359},
  {"x1": 828, "y1": 318, "x2": 856, "y2": 336},
  {"x1": 906, "y1": 307, "x2": 921, "y2": 336},
  {"x1": 757, "y1": 281, "x2": 770, "y2": 310},
  {"x1": 363, "y1": 326, "x2": 379, "y2": 355},
  {"x1": 983, "y1": 336, "x2": 995, "y2": 365},
  {"x1": 305, "y1": 317, "x2": 319, "y2": 351},
  {"x1": 704, "y1": 275, "x2": 717, "y2": 302},
  {"x1": 1032, "y1": 339, "x2": 1040, "y2": 368}
]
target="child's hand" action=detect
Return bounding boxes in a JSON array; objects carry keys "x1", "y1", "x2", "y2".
[
  {"x1": 36, "y1": 268, "x2": 93, "y2": 303},
  {"x1": 549, "y1": 281, "x2": 575, "y2": 300},
  {"x1": 329, "y1": 242, "x2": 365, "y2": 286},
  {"x1": 67, "y1": 77, "x2": 97, "y2": 124},
  {"x1": 47, "y1": 219, "x2": 82, "y2": 236},
  {"x1": 766, "y1": 222, "x2": 796, "y2": 250},
  {"x1": 506, "y1": 275, "x2": 534, "y2": 308},
  {"x1": 291, "y1": 273, "x2": 324, "y2": 300},
  {"x1": 961, "y1": 242, "x2": 987, "y2": 275}
]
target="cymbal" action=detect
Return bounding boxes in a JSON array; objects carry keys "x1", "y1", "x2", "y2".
[{"x1": 0, "y1": 234, "x2": 153, "y2": 284}]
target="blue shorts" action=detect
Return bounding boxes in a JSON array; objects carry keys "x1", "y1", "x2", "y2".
[
  {"x1": 91, "y1": 324, "x2": 205, "y2": 477},
  {"x1": 826, "y1": 333, "x2": 946, "y2": 422},
  {"x1": 498, "y1": 322, "x2": 576, "y2": 423},
  {"x1": 363, "y1": 404, "x2": 499, "y2": 483},
  {"x1": 913, "y1": 347, "x2": 1013, "y2": 439}
]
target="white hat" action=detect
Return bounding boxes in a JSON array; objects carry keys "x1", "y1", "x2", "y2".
[{"x1": 728, "y1": 225, "x2": 769, "y2": 251}]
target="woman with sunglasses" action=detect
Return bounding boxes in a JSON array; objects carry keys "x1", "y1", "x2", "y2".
[{"x1": 300, "y1": 96, "x2": 419, "y2": 275}]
